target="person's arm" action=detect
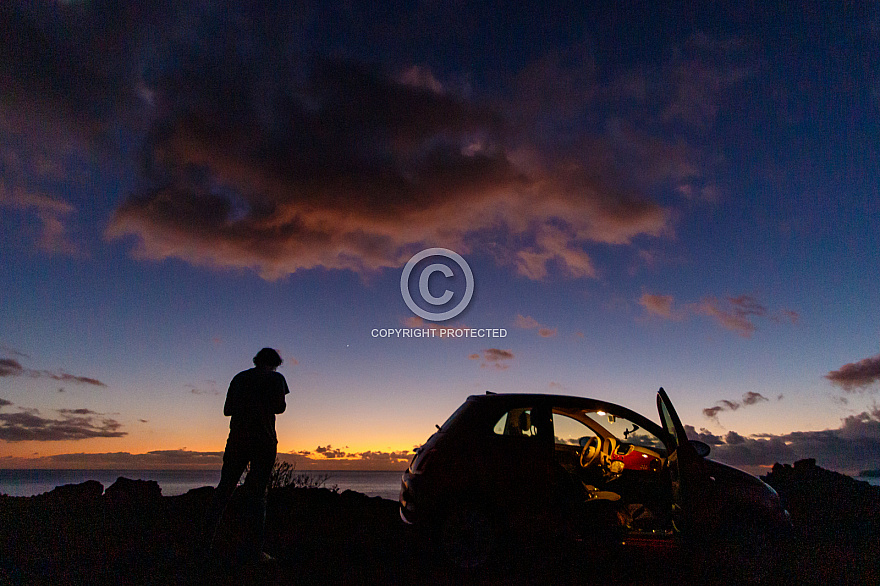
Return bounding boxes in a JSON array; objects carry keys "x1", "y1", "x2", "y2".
[
  {"x1": 224, "y1": 375, "x2": 241, "y2": 417},
  {"x1": 272, "y1": 374, "x2": 289, "y2": 414}
]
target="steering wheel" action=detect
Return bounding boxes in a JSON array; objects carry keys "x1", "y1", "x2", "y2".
[{"x1": 580, "y1": 436, "x2": 602, "y2": 468}]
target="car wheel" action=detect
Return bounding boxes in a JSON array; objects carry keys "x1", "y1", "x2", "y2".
[{"x1": 439, "y1": 505, "x2": 499, "y2": 570}]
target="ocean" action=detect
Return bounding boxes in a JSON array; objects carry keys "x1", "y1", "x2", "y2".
[{"x1": 0, "y1": 469, "x2": 405, "y2": 500}]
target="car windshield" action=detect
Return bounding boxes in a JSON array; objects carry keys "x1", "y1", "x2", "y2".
[{"x1": 583, "y1": 410, "x2": 667, "y2": 455}]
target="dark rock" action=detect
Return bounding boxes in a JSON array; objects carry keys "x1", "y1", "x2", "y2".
[
  {"x1": 3, "y1": 464, "x2": 876, "y2": 585},
  {"x1": 181, "y1": 485, "x2": 214, "y2": 499},
  {"x1": 762, "y1": 458, "x2": 880, "y2": 584},
  {"x1": 763, "y1": 458, "x2": 880, "y2": 503},
  {"x1": 793, "y1": 457, "x2": 816, "y2": 471},
  {"x1": 104, "y1": 477, "x2": 162, "y2": 504},
  {"x1": 45, "y1": 479, "x2": 104, "y2": 501}
]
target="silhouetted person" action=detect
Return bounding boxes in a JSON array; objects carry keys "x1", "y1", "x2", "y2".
[{"x1": 203, "y1": 348, "x2": 289, "y2": 563}]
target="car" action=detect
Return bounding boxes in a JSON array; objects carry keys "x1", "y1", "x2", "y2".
[{"x1": 400, "y1": 388, "x2": 791, "y2": 581}]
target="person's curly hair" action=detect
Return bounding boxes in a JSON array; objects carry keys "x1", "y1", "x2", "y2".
[{"x1": 253, "y1": 348, "x2": 283, "y2": 368}]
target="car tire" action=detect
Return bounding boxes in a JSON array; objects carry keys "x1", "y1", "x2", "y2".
[{"x1": 438, "y1": 504, "x2": 499, "y2": 570}]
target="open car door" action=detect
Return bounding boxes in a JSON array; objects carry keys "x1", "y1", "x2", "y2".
[{"x1": 656, "y1": 387, "x2": 707, "y2": 535}]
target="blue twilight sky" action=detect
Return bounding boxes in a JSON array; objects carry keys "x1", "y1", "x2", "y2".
[{"x1": 1, "y1": 1, "x2": 879, "y2": 474}]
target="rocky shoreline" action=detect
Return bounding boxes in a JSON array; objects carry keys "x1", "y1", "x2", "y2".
[{"x1": 1, "y1": 459, "x2": 878, "y2": 585}]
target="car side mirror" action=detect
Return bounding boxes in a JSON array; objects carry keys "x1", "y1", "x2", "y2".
[{"x1": 690, "y1": 439, "x2": 711, "y2": 457}]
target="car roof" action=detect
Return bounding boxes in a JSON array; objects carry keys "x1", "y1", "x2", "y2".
[{"x1": 467, "y1": 392, "x2": 636, "y2": 410}]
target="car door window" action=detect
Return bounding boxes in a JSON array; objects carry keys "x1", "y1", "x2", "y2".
[
  {"x1": 658, "y1": 398, "x2": 679, "y2": 451},
  {"x1": 493, "y1": 407, "x2": 537, "y2": 437},
  {"x1": 552, "y1": 412, "x2": 596, "y2": 446}
]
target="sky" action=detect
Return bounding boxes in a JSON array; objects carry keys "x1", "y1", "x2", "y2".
[{"x1": 1, "y1": 1, "x2": 879, "y2": 476}]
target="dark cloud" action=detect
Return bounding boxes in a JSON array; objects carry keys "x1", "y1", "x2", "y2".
[
  {"x1": 687, "y1": 409, "x2": 880, "y2": 476},
  {"x1": 57, "y1": 408, "x2": 98, "y2": 415},
  {"x1": 826, "y1": 354, "x2": 880, "y2": 392},
  {"x1": 484, "y1": 348, "x2": 514, "y2": 361},
  {"x1": 695, "y1": 296, "x2": 761, "y2": 337},
  {"x1": 305, "y1": 445, "x2": 412, "y2": 467},
  {"x1": 742, "y1": 391, "x2": 769, "y2": 406},
  {"x1": 281, "y1": 446, "x2": 412, "y2": 470},
  {"x1": 42, "y1": 372, "x2": 106, "y2": 386},
  {"x1": 727, "y1": 295, "x2": 768, "y2": 317},
  {"x1": 0, "y1": 357, "x2": 106, "y2": 387},
  {"x1": 710, "y1": 436, "x2": 798, "y2": 474},
  {"x1": 838, "y1": 407, "x2": 880, "y2": 441},
  {"x1": 0, "y1": 183, "x2": 82, "y2": 256},
  {"x1": 776, "y1": 310, "x2": 800, "y2": 325},
  {"x1": 684, "y1": 425, "x2": 724, "y2": 445},
  {"x1": 106, "y1": 53, "x2": 670, "y2": 280},
  {"x1": 346, "y1": 450, "x2": 412, "y2": 464},
  {"x1": 0, "y1": 2, "x2": 134, "y2": 255},
  {"x1": 0, "y1": 2, "x2": 138, "y2": 132},
  {"x1": 28, "y1": 4, "x2": 742, "y2": 283},
  {"x1": 638, "y1": 293, "x2": 678, "y2": 319},
  {"x1": 0, "y1": 344, "x2": 29, "y2": 359},
  {"x1": 697, "y1": 296, "x2": 797, "y2": 336},
  {"x1": 315, "y1": 445, "x2": 347, "y2": 459},
  {"x1": 514, "y1": 315, "x2": 541, "y2": 329},
  {"x1": 703, "y1": 406, "x2": 723, "y2": 419},
  {"x1": 724, "y1": 431, "x2": 746, "y2": 445},
  {"x1": 471, "y1": 348, "x2": 515, "y2": 370},
  {"x1": 719, "y1": 399, "x2": 741, "y2": 411},
  {"x1": 6, "y1": 449, "x2": 223, "y2": 469},
  {"x1": 0, "y1": 398, "x2": 12, "y2": 408},
  {"x1": 4, "y1": 4, "x2": 767, "y2": 279},
  {"x1": 703, "y1": 391, "x2": 772, "y2": 422},
  {"x1": 5, "y1": 3, "x2": 869, "y2": 290},
  {"x1": 0, "y1": 407, "x2": 126, "y2": 442},
  {"x1": 639, "y1": 293, "x2": 798, "y2": 337},
  {"x1": 5, "y1": 445, "x2": 410, "y2": 471},
  {"x1": 186, "y1": 381, "x2": 219, "y2": 396},
  {"x1": 0, "y1": 359, "x2": 23, "y2": 377},
  {"x1": 514, "y1": 314, "x2": 558, "y2": 337}
]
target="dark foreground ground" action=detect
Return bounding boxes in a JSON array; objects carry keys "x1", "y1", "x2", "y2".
[{"x1": 1, "y1": 459, "x2": 878, "y2": 585}]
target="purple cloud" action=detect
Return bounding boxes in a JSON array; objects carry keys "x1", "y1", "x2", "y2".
[{"x1": 826, "y1": 354, "x2": 880, "y2": 392}]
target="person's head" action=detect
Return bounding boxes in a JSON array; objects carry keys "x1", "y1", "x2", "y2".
[{"x1": 253, "y1": 348, "x2": 283, "y2": 370}]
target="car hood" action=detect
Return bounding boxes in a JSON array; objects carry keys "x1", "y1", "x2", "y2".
[
  {"x1": 703, "y1": 457, "x2": 788, "y2": 514},
  {"x1": 702, "y1": 458, "x2": 767, "y2": 488}
]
